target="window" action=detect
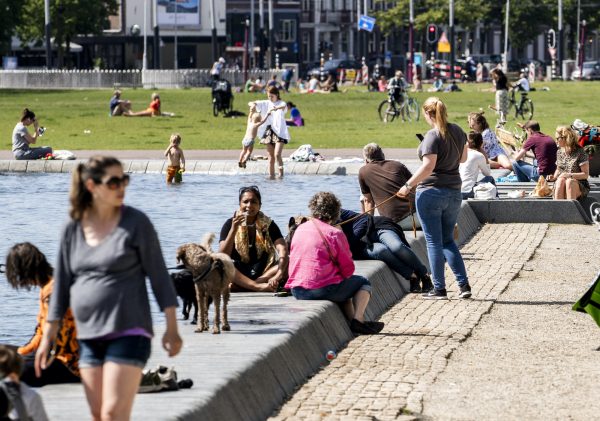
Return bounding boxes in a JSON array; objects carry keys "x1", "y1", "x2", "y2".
[{"x1": 279, "y1": 19, "x2": 297, "y2": 42}]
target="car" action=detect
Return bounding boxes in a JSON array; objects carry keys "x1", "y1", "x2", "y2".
[
  {"x1": 306, "y1": 59, "x2": 361, "y2": 82},
  {"x1": 571, "y1": 61, "x2": 600, "y2": 80}
]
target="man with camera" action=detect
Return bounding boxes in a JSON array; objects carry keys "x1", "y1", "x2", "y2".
[{"x1": 12, "y1": 108, "x2": 53, "y2": 160}]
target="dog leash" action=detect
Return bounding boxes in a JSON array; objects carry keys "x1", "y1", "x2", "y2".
[{"x1": 336, "y1": 193, "x2": 418, "y2": 238}]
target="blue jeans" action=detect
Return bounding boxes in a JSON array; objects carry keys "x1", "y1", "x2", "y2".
[
  {"x1": 416, "y1": 187, "x2": 469, "y2": 290},
  {"x1": 462, "y1": 175, "x2": 497, "y2": 199},
  {"x1": 291, "y1": 275, "x2": 371, "y2": 302},
  {"x1": 363, "y1": 229, "x2": 428, "y2": 280},
  {"x1": 512, "y1": 160, "x2": 539, "y2": 182}
]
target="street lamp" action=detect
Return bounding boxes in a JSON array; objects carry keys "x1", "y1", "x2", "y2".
[{"x1": 244, "y1": 19, "x2": 250, "y2": 82}]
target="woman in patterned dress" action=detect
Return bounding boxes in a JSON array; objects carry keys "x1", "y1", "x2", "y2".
[{"x1": 548, "y1": 126, "x2": 590, "y2": 200}]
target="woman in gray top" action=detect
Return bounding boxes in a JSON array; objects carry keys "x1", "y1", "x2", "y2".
[
  {"x1": 35, "y1": 156, "x2": 182, "y2": 420},
  {"x1": 396, "y1": 97, "x2": 472, "y2": 300},
  {"x1": 12, "y1": 108, "x2": 53, "y2": 160}
]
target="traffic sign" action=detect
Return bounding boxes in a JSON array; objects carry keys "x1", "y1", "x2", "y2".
[
  {"x1": 437, "y1": 31, "x2": 451, "y2": 53},
  {"x1": 358, "y1": 15, "x2": 376, "y2": 32}
]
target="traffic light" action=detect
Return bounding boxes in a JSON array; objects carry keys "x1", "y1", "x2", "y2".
[{"x1": 427, "y1": 24, "x2": 438, "y2": 44}]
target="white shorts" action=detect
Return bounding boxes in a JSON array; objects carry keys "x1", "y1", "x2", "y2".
[{"x1": 242, "y1": 138, "x2": 255, "y2": 147}]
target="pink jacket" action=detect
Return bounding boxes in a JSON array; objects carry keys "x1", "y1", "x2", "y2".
[{"x1": 285, "y1": 218, "x2": 355, "y2": 290}]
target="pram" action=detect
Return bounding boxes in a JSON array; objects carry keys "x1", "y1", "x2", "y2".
[{"x1": 211, "y1": 79, "x2": 233, "y2": 117}]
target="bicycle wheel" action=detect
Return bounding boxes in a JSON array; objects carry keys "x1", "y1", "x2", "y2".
[
  {"x1": 212, "y1": 101, "x2": 219, "y2": 117},
  {"x1": 512, "y1": 102, "x2": 521, "y2": 119},
  {"x1": 522, "y1": 100, "x2": 534, "y2": 120},
  {"x1": 378, "y1": 100, "x2": 397, "y2": 123},
  {"x1": 407, "y1": 98, "x2": 420, "y2": 122}
]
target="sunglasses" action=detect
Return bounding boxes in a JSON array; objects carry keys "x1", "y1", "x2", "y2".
[
  {"x1": 99, "y1": 174, "x2": 130, "y2": 190},
  {"x1": 239, "y1": 185, "x2": 260, "y2": 194}
]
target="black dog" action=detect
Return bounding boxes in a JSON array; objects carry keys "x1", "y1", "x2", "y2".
[{"x1": 170, "y1": 270, "x2": 198, "y2": 325}]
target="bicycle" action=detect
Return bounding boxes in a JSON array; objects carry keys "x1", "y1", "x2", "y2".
[
  {"x1": 509, "y1": 88, "x2": 534, "y2": 120},
  {"x1": 378, "y1": 89, "x2": 420, "y2": 123}
]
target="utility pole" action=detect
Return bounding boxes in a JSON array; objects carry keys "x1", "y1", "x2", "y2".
[
  {"x1": 558, "y1": 0, "x2": 562, "y2": 78},
  {"x1": 503, "y1": 0, "x2": 509, "y2": 72},
  {"x1": 408, "y1": 0, "x2": 414, "y2": 82},
  {"x1": 153, "y1": 0, "x2": 160, "y2": 69},
  {"x1": 575, "y1": 0, "x2": 581, "y2": 76},
  {"x1": 45, "y1": 0, "x2": 52, "y2": 68},
  {"x1": 356, "y1": 0, "x2": 361, "y2": 60},
  {"x1": 449, "y1": 0, "x2": 454, "y2": 80},
  {"x1": 209, "y1": 0, "x2": 218, "y2": 63},
  {"x1": 250, "y1": 0, "x2": 255, "y2": 68},
  {"x1": 143, "y1": 0, "x2": 148, "y2": 71},
  {"x1": 268, "y1": 0, "x2": 274, "y2": 68},
  {"x1": 259, "y1": 0, "x2": 265, "y2": 68},
  {"x1": 174, "y1": 0, "x2": 178, "y2": 70}
]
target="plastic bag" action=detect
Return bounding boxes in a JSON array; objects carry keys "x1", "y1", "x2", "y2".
[{"x1": 473, "y1": 182, "x2": 498, "y2": 200}]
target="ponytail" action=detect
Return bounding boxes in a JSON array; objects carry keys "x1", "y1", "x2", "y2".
[
  {"x1": 21, "y1": 108, "x2": 35, "y2": 122},
  {"x1": 69, "y1": 156, "x2": 122, "y2": 220},
  {"x1": 422, "y1": 97, "x2": 449, "y2": 140}
]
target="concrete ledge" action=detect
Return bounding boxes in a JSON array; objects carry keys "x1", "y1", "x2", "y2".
[
  {"x1": 467, "y1": 199, "x2": 592, "y2": 224},
  {"x1": 39, "y1": 205, "x2": 484, "y2": 421}
]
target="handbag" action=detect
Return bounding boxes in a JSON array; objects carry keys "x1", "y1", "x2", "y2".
[
  {"x1": 572, "y1": 271, "x2": 600, "y2": 328},
  {"x1": 473, "y1": 182, "x2": 498, "y2": 200}
]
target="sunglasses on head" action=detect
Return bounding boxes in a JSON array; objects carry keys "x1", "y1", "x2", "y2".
[
  {"x1": 99, "y1": 174, "x2": 130, "y2": 190},
  {"x1": 239, "y1": 185, "x2": 259, "y2": 194}
]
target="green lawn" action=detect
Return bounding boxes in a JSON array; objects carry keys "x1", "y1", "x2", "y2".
[{"x1": 1, "y1": 82, "x2": 597, "y2": 151}]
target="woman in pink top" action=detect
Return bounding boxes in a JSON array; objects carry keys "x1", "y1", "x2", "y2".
[{"x1": 285, "y1": 192, "x2": 384, "y2": 335}]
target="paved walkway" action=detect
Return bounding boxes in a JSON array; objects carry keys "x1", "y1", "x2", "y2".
[{"x1": 269, "y1": 223, "x2": 600, "y2": 420}]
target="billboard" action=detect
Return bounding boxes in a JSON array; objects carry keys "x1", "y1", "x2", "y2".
[{"x1": 157, "y1": 0, "x2": 200, "y2": 26}]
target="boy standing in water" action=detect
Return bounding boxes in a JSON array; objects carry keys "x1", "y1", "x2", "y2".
[{"x1": 165, "y1": 133, "x2": 185, "y2": 183}]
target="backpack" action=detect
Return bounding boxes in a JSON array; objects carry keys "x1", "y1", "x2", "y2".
[{"x1": 572, "y1": 119, "x2": 600, "y2": 147}]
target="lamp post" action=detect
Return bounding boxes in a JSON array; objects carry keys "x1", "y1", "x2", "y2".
[
  {"x1": 153, "y1": 0, "x2": 160, "y2": 69},
  {"x1": 557, "y1": 0, "x2": 562, "y2": 78},
  {"x1": 449, "y1": 0, "x2": 454, "y2": 80},
  {"x1": 408, "y1": 0, "x2": 414, "y2": 82},
  {"x1": 244, "y1": 19, "x2": 250, "y2": 82},
  {"x1": 143, "y1": 0, "x2": 148, "y2": 71},
  {"x1": 579, "y1": 19, "x2": 587, "y2": 80},
  {"x1": 174, "y1": 0, "x2": 178, "y2": 70},
  {"x1": 209, "y1": 0, "x2": 218, "y2": 64},
  {"x1": 503, "y1": 0, "x2": 509, "y2": 72},
  {"x1": 45, "y1": 0, "x2": 52, "y2": 68},
  {"x1": 575, "y1": 0, "x2": 581, "y2": 77}
]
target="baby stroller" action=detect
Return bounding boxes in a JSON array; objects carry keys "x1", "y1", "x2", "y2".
[{"x1": 211, "y1": 79, "x2": 233, "y2": 117}]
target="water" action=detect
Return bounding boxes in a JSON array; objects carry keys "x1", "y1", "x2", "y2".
[{"x1": 0, "y1": 172, "x2": 362, "y2": 345}]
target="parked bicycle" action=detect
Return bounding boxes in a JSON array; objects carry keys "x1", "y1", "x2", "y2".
[
  {"x1": 378, "y1": 89, "x2": 420, "y2": 123},
  {"x1": 509, "y1": 89, "x2": 534, "y2": 120}
]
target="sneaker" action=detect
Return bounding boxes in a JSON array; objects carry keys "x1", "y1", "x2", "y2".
[
  {"x1": 365, "y1": 321, "x2": 385, "y2": 333},
  {"x1": 458, "y1": 284, "x2": 472, "y2": 299},
  {"x1": 350, "y1": 319, "x2": 378, "y2": 335},
  {"x1": 420, "y1": 274, "x2": 433, "y2": 293},
  {"x1": 422, "y1": 288, "x2": 448, "y2": 300}
]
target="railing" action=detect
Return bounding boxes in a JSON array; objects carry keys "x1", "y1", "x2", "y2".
[{"x1": 0, "y1": 69, "x2": 284, "y2": 89}]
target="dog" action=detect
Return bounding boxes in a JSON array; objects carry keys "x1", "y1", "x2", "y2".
[
  {"x1": 170, "y1": 269, "x2": 198, "y2": 325},
  {"x1": 286, "y1": 216, "x2": 309, "y2": 250},
  {"x1": 176, "y1": 233, "x2": 235, "y2": 334}
]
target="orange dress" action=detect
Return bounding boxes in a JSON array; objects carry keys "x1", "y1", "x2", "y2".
[{"x1": 18, "y1": 279, "x2": 80, "y2": 376}]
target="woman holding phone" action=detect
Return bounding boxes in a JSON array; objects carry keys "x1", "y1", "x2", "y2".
[{"x1": 12, "y1": 108, "x2": 53, "y2": 160}]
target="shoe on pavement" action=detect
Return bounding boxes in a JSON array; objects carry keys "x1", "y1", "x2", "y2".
[
  {"x1": 422, "y1": 288, "x2": 448, "y2": 300},
  {"x1": 420, "y1": 274, "x2": 433, "y2": 293},
  {"x1": 409, "y1": 276, "x2": 421, "y2": 293},
  {"x1": 365, "y1": 321, "x2": 384, "y2": 333},
  {"x1": 458, "y1": 284, "x2": 472, "y2": 299},
  {"x1": 350, "y1": 319, "x2": 378, "y2": 335}
]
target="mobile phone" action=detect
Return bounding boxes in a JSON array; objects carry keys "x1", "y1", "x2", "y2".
[{"x1": 416, "y1": 133, "x2": 424, "y2": 142}]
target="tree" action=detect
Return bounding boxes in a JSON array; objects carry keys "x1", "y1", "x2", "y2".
[
  {"x1": 16, "y1": 0, "x2": 118, "y2": 68},
  {"x1": 0, "y1": 0, "x2": 22, "y2": 56},
  {"x1": 375, "y1": 0, "x2": 492, "y2": 35}
]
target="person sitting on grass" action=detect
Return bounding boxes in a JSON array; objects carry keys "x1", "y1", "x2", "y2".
[
  {"x1": 285, "y1": 192, "x2": 384, "y2": 335},
  {"x1": 109, "y1": 90, "x2": 132, "y2": 116},
  {"x1": 3, "y1": 242, "x2": 80, "y2": 387},
  {"x1": 285, "y1": 102, "x2": 304, "y2": 127},
  {"x1": 0, "y1": 345, "x2": 49, "y2": 421},
  {"x1": 12, "y1": 108, "x2": 53, "y2": 160}
]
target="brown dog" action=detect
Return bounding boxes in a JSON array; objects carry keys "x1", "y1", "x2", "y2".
[{"x1": 176, "y1": 233, "x2": 235, "y2": 334}]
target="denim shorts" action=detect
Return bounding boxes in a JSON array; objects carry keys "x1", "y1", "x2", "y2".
[
  {"x1": 291, "y1": 275, "x2": 371, "y2": 303},
  {"x1": 78, "y1": 335, "x2": 152, "y2": 369}
]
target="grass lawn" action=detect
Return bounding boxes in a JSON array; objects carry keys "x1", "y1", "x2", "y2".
[{"x1": 0, "y1": 81, "x2": 598, "y2": 151}]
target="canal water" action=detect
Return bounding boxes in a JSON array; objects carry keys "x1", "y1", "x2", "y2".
[{"x1": 0, "y1": 172, "x2": 362, "y2": 346}]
